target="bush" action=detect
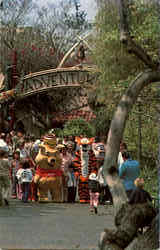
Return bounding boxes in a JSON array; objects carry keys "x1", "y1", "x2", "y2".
[{"x1": 63, "y1": 118, "x2": 95, "y2": 137}]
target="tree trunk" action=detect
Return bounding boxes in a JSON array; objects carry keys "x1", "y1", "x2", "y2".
[
  {"x1": 99, "y1": 70, "x2": 160, "y2": 249},
  {"x1": 100, "y1": 1, "x2": 160, "y2": 250},
  {"x1": 125, "y1": 214, "x2": 159, "y2": 250},
  {"x1": 103, "y1": 70, "x2": 160, "y2": 213},
  {"x1": 99, "y1": 203, "x2": 157, "y2": 250}
]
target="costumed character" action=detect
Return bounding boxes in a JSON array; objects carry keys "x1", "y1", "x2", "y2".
[
  {"x1": 34, "y1": 134, "x2": 64, "y2": 202},
  {"x1": 73, "y1": 137, "x2": 97, "y2": 203}
]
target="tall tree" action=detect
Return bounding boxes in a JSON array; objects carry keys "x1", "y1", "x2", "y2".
[
  {"x1": 0, "y1": 0, "x2": 92, "y2": 136},
  {"x1": 94, "y1": 0, "x2": 159, "y2": 249},
  {"x1": 0, "y1": 0, "x2": 91, "y2": 75}
]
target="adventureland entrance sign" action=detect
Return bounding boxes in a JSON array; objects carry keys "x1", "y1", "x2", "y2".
[
  {"x1": 16, "y1": 66, "x2": 97, "y2": 98},
  {"x1": 0, "y1": 66, "x2": 98, "y2": 103}
]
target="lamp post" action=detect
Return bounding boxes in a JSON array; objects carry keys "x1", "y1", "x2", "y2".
[{"x1": 137, "y1": 97, "x2": 142, "y2": 165}]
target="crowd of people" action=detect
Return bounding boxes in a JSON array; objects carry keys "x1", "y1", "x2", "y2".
[
  {"x1": 0, "y1": 130, "x2": 152, "y2": 216},
  {"x1": 0, "y1": 132, "x2": 109, "y2": 207}
]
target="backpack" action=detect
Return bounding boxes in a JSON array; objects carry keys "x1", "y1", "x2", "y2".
[{"x1": 21, "y1": 169, "x2": 32, "y2": 181}]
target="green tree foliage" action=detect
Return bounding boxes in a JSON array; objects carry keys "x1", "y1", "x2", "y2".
[
  {"x1": 93, "y1": 0, "x2": 159, "y2": 106},
  {"x1": 92, "y1": 0, "x2": 159, "y2": 166},
  {"x1": 63, "y1": 118, "x2": 95, "y2": 137},
  {"x1": 90, "y1": 107, "x2": 111, "y2": 138},
  {"x1": 63, "y1": 0, "x2": 91, "y2": 31}
]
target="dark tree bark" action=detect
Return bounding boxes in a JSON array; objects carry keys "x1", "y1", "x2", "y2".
[
  {"x1": 99, "y1": 203, "x2": 157, "y2": 250},
  {"x1": 125, "y1": 214, "x2": 159, "y2": 250}
]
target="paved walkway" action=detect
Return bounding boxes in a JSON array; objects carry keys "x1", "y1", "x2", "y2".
[{"x1": 0, "y1": 200, "x2": 115, "y2": 250}]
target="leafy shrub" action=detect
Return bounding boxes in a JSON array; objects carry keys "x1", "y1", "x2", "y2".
[{"x1": 63, "y1": 118, "x2": 95, "y2": 137}]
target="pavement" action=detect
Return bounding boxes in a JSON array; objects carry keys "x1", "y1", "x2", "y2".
[{"x1": 0, "y1": 199, "x2": 115, "y2": 250}]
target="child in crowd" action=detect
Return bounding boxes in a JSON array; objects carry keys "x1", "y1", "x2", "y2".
[
  {"x1": 16, "y1": 159, "x2": 33, "y2": 203},
  {"x1": 128, "y1": 177, "x2": 153, "y2": 234},
  {"x1": 16, "y1": 161, "x2": 23, "y2": 200},
  {"x1": 128, "y1": 178, "x2": 152, "y2": 204},
  {"x1": 88, "y1": 168, "x2": 100, "y2": 214},
  {"x1": 10, "y1": 151, "x2": 20, "y2": 198}
]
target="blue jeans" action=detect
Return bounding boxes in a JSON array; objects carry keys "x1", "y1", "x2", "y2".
[{"x1": 21, "y1": 182, "x2": 31, "y2": 202}]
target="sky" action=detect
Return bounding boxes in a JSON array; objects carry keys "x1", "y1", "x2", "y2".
[
  {"x1": 33, "y1": 0, "x2": 97, "y2": 21},
  {"x1": 80, "y1": 0, "x2": 97, "y2": 21}
]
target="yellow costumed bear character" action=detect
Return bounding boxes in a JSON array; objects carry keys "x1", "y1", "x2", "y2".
[{"x1": 34, "y1": 134, "x2": 64, "y2": 202}]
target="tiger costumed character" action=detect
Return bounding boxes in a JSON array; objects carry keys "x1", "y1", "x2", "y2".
[{"x1": 73, "y1": 137, "x2": 97, "y2": 203}]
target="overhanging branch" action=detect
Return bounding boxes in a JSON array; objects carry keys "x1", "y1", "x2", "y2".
[
  {"x1": 118, "y1": 0, "x2": 158, "y2": 70},
  {"x1": 103, "y1": 70, "x2": 160, "y2": 213},
  {"x1": 123, "y1": 37, "x2": 158, "y2": 70}
]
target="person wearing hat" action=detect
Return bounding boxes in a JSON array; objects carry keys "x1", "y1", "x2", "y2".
[{"x1": 88, "y1": 168, "x2": 100, "y2": 214}]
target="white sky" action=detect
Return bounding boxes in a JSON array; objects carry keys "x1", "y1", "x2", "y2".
[
  {"x1": 80, "y1": 0, "x2": 97, "y2": 21},
  {"x1": 34, "y1": 0, "x2": 97, "y2": 21}
]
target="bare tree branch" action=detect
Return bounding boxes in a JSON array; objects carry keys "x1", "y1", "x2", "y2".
[{"x1": 117, "y1": 0, "x2": 158, "y2": 70}]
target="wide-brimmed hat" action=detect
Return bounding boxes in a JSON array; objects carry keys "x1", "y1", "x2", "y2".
[
  {"x1": 66, "y1": 141, "x2": 74, "y2": 147},
  {"x1": 40, "y1": 134, "x2": 57, "y2": 153},
  {"x1": 43, "y1": 134, "x2": 56, "y2": 147},
  {"x1": 56, "y1": 144, "x2": 66, "y2": 150},
  {"x1": 89, "y1": 173, "x2": 97, "y2": 181}
]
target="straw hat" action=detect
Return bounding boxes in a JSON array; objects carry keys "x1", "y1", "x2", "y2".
[
  {"x1": 43, "y1": 134, "x2": 56, "y2": 146},
  {"x1": 40, "y1": 134, "x2": 57, "y2": 153},
  {"x1": 56, "y1": 144, "x2": 66, "y2": 150}
]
